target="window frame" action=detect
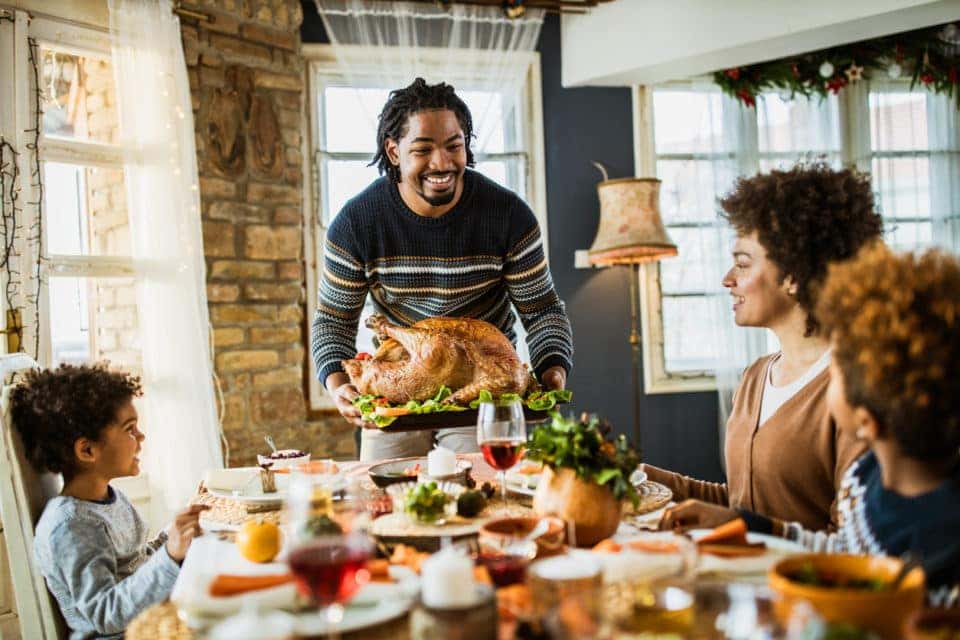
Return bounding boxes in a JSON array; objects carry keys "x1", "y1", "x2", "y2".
[
  {"x1": 636, "y1": 78, "x2": 950, "y2": 394},
  {"x1": 1, "y1": 12, "x2": 134, "y2": 366},
  {"x1": 301, "y1": 44, "x2": 548, "y2": 410}
]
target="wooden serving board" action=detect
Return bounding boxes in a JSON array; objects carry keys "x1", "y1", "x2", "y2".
[
  {"x1": 377, "y1": 405, "x2": 558, "y2": 433},
  {"x1": 371, "y1": 502, "x2": 534, "y2": 552}
]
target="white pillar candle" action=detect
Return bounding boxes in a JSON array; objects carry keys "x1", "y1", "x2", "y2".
[
  {"x1": 427, "y1": 445, "x2": 457, "y2": 477},
  {"x1": 420, "y1": 547, "x2": 476, "y2": 609}
]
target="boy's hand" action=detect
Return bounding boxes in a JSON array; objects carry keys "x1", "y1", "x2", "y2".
[{"x1": 165, "y1": 504, "x2": 210, "y2": 562}]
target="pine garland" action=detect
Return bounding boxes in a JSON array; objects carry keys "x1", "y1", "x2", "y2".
[{"x1": 714, "y1": 22, "x2": 960, "y2": 108}]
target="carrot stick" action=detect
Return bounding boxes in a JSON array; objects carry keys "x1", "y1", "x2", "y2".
[
  {"x1": 696, "y1": 518, "x2": 748, "y2": 545},
  {"x1": 209, "y1": 573, "x2": 294, "y2": 597},
  {"x1": 697, "y1": 542, "x2": 767, "y2": 558}
]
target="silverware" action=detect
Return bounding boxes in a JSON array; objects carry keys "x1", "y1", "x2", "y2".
[
  {"x1": 264, "y1": 434, "x2": 278, "y2": 454},
  {"x1": 888, "y1": 552, "x2": 922, "y2": 590}
]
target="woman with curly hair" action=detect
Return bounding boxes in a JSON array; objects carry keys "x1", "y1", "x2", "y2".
[
  {"x1": 661, "y1": 243, "x2": 960, "y2": 606},
  {"x1": 644, "y1": 162, "x2": 883, "y2": 530},
  {"x1": 12, "y1": 363, "x2": 208, "y2": 639}
]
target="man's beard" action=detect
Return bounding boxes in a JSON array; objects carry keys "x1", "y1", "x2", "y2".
[{"x1": 417, "y1": 188, "x2": 457, "y2": 207}]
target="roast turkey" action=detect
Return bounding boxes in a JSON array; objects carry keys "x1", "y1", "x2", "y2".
[{"x1": 341, "y1": 315, "x2": 535, "y2": 404}]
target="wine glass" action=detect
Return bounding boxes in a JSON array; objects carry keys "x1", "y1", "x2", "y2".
[
  {"x1": 286, "y1": 471, "x2": 372, "y2": 639},
  {"x1": 476, "y1": 397, "x2": 526, "y2": 509}
]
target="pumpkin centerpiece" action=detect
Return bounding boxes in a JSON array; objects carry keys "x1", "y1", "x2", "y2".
[{"x1": 526, "y1": 412, "x2": 640, "y2": 547}]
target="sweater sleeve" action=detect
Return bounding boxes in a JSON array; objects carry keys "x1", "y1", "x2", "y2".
[
  {"x1": 312, "y1": 213, "x2": 369, "y2": 385},
  {"x1": 643, "y1": 464, "x2": 729, "y2": 505},
  {"x1": 829, "y1": 420, "x2": 868, "y2": 530},
  {"x1": 504, "y1": 201, "x2": 573, "y2": 378},
  {"x1": 44, "y1": 518, "x2": 180, "y2": 636}
]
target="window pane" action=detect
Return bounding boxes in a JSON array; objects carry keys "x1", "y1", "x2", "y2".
[
  {"x1": 871, "y1": 157, "x2": 931, "y2": 219},
  {"x1": 44, "y1": 162, "x2": 130, "y2": 257},
  {"x1": 659, "y1": 228, "x2": 723, "y2": 294},
  {"x1": 40, "y1": 47, "x2": 118, "y2": 144},
  {"x1": 870, "y1": 92, "x2": 928, "y2": 151},
  {"x1": 886, "y1": 221, "x2": 933, "y2": 250},
  {"x1": 323, "y1": 87, "x2": 387, "y2": 153},
  {"x1": 757, "y1": 92, "x2": 840, "y2": 154},
  {"x1": 49, "y1": 276, "x2": 141, "y2": 371},
  {"x1": 657, "y1": 159, "x2": 736, "y2": 223},
  {"x1": 323, "y1": 160, "x2": 380, "y2": 224},
  {"x1": 460, "y1": 90, "x2": 505, "y2": 153},
  {"x1": 662, "y1": 295, "x2": 720, "y2": 373},
  {"x1": 653, "y1": 90, "x2": 727, "y2": 154}
]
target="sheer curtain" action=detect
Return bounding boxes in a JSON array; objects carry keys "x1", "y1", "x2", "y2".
[
  {"x1": 313, "y1": 0, "x2": 544, "y2": 152},
  {"x1": 108, "y1": 0, "x2": 222, "y2": 512}
]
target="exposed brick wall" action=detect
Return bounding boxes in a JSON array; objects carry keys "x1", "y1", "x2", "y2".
[{"x1": 180, "y1": 0, "x2": 354, "y2": 465}]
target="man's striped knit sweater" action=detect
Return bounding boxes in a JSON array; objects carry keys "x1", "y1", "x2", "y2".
[{"x1": 312, "y1": 170, "x2": 574, "y2": 385}]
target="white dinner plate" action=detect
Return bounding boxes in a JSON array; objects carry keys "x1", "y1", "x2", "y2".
[
  {"x1": 206, "y1": 473, "x2": 345, "y2": 504},
  {"x1": 505, "y1": 465, "x2": 648, "y2": 497},
  {"x1": 173, "y1": 534, "x2": 419, "y2": 626}
]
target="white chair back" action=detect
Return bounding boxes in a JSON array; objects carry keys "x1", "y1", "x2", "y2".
[{"x1": 0, "y1": 354, "x2": 67, "y2": 639}]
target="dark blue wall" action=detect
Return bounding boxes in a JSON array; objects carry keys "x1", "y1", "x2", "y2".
[
  {"x1": 536, "y1": 15, "x2": 723, "y2": 482},
  {"x1": 300, "y1": 5, "x2": 725, "y2": 482}
]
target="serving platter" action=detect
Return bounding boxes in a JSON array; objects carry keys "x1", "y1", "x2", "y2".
[{"x1": 375, "y1": 404, "x2": 562, "y2": 432}]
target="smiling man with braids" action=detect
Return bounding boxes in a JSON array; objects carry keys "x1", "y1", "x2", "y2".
[{"x1": 312, "y1": 78, "x2": 573, "y2": 461}]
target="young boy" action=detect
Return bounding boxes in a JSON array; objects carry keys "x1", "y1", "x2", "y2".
[
  {"x1": 660, "y1": 243, "x2": 960, "y2": 606},
  {"x1": 11, "y1": 363, "x2": 208, "y2": 639}
]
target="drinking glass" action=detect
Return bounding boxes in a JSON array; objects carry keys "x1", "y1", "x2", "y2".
[
  {"x1": 286, "y1": 469, "x2": 372, "y2": 639},
  {"x1": 476, "y1": 397, "x2": 526, "y2": 509}
]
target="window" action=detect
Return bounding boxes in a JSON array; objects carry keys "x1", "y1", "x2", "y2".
[
  {"x1": 303, "y1": 46, "x2": 547, "y2": 409},
  {"x1": 637, "y1": 80, "x2": 959, "y2": 393},
  {"x1": 0, "y1": 14, "x2": 140, "y2": 372}
]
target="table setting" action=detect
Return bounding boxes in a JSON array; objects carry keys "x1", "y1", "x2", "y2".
[{"x1": 126, "y1": 407, "x2": 930, "y2": 640}]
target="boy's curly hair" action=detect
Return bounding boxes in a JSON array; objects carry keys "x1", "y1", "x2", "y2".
[
  {"x1": 817, "y1": 243, "x2": 960, "y2": 461},
  {"x1": 720, "y1": 162, "x2": 883, "y2": 336},
  {"x1": 10, "y1": 363, "x2": 143, "y2": 476}
]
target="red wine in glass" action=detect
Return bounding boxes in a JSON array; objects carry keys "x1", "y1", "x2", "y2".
[
  {"x1": 481, "y1": 438, "x2": 524, "y2": 470},
  {"x1": 288, "y1": 539, "x2": 371, "y2": 607}
]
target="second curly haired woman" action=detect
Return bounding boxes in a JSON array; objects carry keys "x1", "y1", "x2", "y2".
[{"x1": 646, "y1": 162, "x2": 883, "y2": 531}]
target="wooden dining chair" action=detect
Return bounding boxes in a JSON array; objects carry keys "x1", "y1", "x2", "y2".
[{"x1": 0, "y1": 353, "x2": 67, "y2": 640}]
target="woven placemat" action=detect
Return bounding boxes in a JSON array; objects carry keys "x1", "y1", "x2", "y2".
[
  {"x1": 192, "y1": 489, "x2": 283, "y2": 528},
  {"x1": 126, "y1": 603, "x2": 192, "y2": 640},
  {"x1": 623, "y1": 480, "x2": 673, "y2": 515}
]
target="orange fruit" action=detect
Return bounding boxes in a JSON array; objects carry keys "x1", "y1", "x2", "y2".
[{"x1": 236, "y1": 518, "x2": 281, "y2": 563}]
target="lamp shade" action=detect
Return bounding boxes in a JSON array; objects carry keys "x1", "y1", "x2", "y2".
[{"x1": 588, "y1": 177, "x2": 677, "y2": 266}]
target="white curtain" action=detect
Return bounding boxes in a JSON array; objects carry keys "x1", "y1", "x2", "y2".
[
  {"x1": 108, "y1": 0, "x2": 223, "y2": 512},
  {"x1": 661, "y1": 81, "x2": 843, "y2": 458},
  {"x1": 313, "y1": 0, "x2": 544, "y2": 152}
]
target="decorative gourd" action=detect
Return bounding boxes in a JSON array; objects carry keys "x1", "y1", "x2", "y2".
[{"x1": 532, "y1": 466, "x2": 622, "y2": 547}]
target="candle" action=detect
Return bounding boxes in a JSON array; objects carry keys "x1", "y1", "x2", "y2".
[
  {"x1": 427, "y1": 445, "x2": 457, "y2": 477},
  {"x1": 420, "y1": 547, "x2": 476, "y2": 609}
]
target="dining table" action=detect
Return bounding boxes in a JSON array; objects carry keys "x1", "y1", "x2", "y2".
[{"x1": 124, "y1": 453, "x2": 776, "y2": 640}]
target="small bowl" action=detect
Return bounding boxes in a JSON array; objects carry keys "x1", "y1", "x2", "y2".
[
  {"x1": 480, "y1": 516, "x2": 566, "y2": 557},
  {"x1": 256, "y1": 449, "x2": 310, "y2": 471},
  {"x1": 476, "y1": 539, "x2": 537, "y2": 587},
  {"x1": 904, "y1": 608, "x2": 960, "y2": 640},
  {"x1": 386, "y1": 481, "x2": 465, "y2": 525},
  {"x1": 368, "y1": 456, "x2": 472, "y2": 489},
  {"x1": 768, "y1": 553, "x2": 925, "y2": 639}
]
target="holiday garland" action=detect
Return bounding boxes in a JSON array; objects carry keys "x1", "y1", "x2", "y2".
[{"x1": 714, "y1": 22, "x2": 960, "y2": 108}]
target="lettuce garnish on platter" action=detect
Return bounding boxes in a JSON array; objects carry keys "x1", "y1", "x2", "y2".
[{"x1": 352, "y1": 386, "x2": 573, "y2": 427}]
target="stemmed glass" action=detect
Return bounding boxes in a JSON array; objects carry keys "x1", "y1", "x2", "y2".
[
  {"x1": 286, "y1": 471, "x2": 372, "y2": 639},
  {"x1": 476, "y1": 397, "x2": 527, "y2": 509}
]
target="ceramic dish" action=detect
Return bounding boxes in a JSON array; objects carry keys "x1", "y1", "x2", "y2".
[{"x1": 368, "y1": 456, "x2": 472, "y2": 489}]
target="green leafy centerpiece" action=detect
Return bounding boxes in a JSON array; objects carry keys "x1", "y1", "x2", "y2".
[{"x1": 525, "y1": 412, "x2": 640, "y2": 546}]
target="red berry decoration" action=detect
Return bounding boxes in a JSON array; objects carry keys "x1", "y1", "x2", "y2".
[{"x1": 725, "y1": 68, "x2": 741, "y2": 80}]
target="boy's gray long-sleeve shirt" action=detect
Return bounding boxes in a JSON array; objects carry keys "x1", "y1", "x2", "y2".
[{"x1": 33, "y1": 486, "x2": 180, "y2": 639}]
